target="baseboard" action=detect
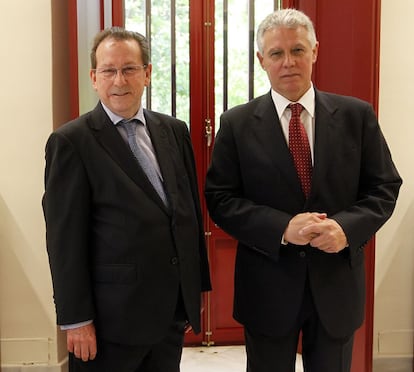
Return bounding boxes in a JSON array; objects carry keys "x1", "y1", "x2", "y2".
[
  {"x1": 373, "y1": 355, "x2": 413, "y2": 372},
  {"x1": 1, "y1": 358, "x2": 68, "y2": 372}
]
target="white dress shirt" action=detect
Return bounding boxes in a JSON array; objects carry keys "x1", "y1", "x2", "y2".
[
  {"x1": 272, "y1": 85, "x2": 316, "y2": 246},
  {"x1": 271, "y1": 84, "x2": 315, "y2": 164}
]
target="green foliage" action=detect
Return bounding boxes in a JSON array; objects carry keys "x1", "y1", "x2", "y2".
[
  {"x1": 126, "y1": 0, "x2": 189, "y2": 124},
  {"x1": 125, "y1": 0, "x2": 275, "y2": 129}
]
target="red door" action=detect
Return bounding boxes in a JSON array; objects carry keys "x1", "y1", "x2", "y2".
[{"x1": 74, "y1": 1, "x2": 380, "y2": 369}]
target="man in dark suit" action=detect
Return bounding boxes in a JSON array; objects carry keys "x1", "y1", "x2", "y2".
[
  {"x1": 42, "y1": 27, "x2": 210, "y2": 371},
  {"x1": 205, "y1": 8, "x2": 401, "y2": 372}
]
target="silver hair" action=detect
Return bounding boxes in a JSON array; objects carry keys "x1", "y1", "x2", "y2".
[{"x1": 256, "y1": 8, "x2": 317, "y2": 54}]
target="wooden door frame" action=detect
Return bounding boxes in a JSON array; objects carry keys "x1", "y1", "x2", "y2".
[{"x1": 185, "y1": 0, "x2": 215, "y2": 345}]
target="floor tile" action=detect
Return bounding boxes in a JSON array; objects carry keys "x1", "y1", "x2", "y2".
[{"x1": 181, "y1": 346, "x2": 304, "y2": 372}]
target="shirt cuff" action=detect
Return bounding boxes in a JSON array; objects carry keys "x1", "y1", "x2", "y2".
[{"x1": 60, "y1": 320, "x2": 93, "y2": 330}]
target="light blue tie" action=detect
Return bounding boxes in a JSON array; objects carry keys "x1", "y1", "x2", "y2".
[{"x1": 121, "y1": 120, "x2": 168, "y2": 206}]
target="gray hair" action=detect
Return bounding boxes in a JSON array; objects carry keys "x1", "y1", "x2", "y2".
[{"x1": 256, "y1": 8, "x2": 317, "y2": 54}]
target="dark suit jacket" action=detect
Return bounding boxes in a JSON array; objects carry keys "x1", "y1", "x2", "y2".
[
  {"x1": 43, "y1": 103, "x2": 211, "y2": 346},
  {"x1": 205, "y1": 89, "x2": 401, "y2": 339}
]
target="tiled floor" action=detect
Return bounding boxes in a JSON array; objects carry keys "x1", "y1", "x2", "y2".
[{"x1": 181, "y1": 345, "x2": 304, "y2": 372}]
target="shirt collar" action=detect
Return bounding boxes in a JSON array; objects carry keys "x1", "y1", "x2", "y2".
[
  {"x1": 100, "y1": 102, "x2": 146, "y2": 126},
  {"x1": 271, "y1": 84, "x2": 315, "y2": 119}
]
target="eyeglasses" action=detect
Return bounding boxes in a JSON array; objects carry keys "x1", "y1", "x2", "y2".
[{"x1": 93, "y1": 64, "x2": 147, "y2": 79}]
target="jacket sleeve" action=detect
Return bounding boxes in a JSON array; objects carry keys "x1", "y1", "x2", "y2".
[
  {"x1": 205, "y1": 115, "x2": 292, "y2": 261},
  {"x1": 42, "y1": 132, "x2": 96, "y2": 325},
  {"x1": 172, "y1": 121, "x2": 211, "y2": 291},
  {"x1": 331, "y1": 102, "x2": 402, "y2": 254}
]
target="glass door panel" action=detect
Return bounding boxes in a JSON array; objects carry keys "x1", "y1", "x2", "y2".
[
  {"x1": 125, "y1": 0, "x2": 190, "y2": 126},
  {"x1": 214, "y1": 0, "x2": 277, "y2": 133}
]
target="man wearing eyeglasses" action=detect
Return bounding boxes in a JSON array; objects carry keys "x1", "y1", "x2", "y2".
[{"x1": 42, "y1": 27, "x2": 211, "y2": 371}]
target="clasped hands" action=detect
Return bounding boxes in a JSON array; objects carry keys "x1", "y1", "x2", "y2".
[{"x1": 283, "y1": 212, "x2": 348, "y2": 253}]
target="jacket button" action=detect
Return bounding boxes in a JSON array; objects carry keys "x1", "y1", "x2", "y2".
[
  {"x1": 170, "y1": 257, "x2": 179, "y2": 265},
  {"x1": 299, "y1": 251, "x2": 306, "y2": 258}
]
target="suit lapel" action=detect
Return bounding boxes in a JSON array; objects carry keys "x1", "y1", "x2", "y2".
[
  {"x1": 144, "y1": 110, "x2": 178, "y2": 212},
  {"x1": 254, "y1": 91, "x2": 341, "y2": 205},
  {"x1": 311, "y1": 91, "x2": 339, "y2": 200},
  {"x1": 87, "y1": 104, "x2": 170, "y2": 213},
  {"x1": 252, "y1": 94, "x2": 304, "y2": 197}
]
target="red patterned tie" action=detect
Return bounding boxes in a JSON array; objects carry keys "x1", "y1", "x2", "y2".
[{"x1": 288, "y1": 103, "x2": 312, "y2": 198}]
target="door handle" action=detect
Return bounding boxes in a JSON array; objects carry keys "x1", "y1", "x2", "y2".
[{"x1": 205, "y1": 118, "x2": 212, "y2": 147}]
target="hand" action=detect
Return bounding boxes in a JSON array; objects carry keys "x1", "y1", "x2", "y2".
[
  {"x1": 300, "y1": 218, "x2": 348, "y2": 253},
  {"x1": 184, "y1": 322, "x2": 193, "y2": 334},
  {"x1": 284, "y1": 212, "x2": 327, "y2": 245},
  {"x1": 67, "y1": 323, "x2": 97, "y2": 362}
]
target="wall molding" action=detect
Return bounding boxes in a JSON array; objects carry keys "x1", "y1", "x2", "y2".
[
  {"x1": 0, "y1": 338, "x2": 67, "y2": 369},
  {"x1": 373, "y1": 355, "x2": 413, "y2": 372}
]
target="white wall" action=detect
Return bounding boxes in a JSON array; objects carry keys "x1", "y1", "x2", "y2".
[
  {"x1": 375, "y1": 0, "x2": 414, "y2": 363},
  {"x1": 0, "y1": 0, "x2": 412, "y2": 369},
  {"x1": 0, "y1": 0, "x2": 65, "y2": 368}
]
